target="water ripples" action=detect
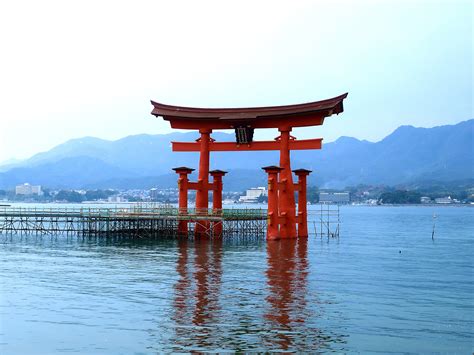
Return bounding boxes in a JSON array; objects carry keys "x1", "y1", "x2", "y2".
[{"x1": 0, "y1": 206, "x2": 472, "y2": 352}]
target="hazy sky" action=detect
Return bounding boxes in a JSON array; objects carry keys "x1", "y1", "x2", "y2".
[{"x1": 0, "y1": 0, "x2": 471, "y2": 163}]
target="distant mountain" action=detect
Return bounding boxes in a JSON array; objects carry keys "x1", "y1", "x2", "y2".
[
  {"x1": 0, "y1": 120, "x2": 472, "y2": 190},
  {"x1": 310, "y1": 119, "x2": 474, "y2": 187},
  {"x1": 0, "y1": 156, "x2": 135, "y2": 189},
  {"x1": 0, "y1": 157, "x2": 22, "y2": 168}
]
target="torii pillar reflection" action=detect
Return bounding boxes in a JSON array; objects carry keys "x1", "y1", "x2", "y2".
[{"x1": 151, "y1": 93, "x2": 348, "y2": 239}]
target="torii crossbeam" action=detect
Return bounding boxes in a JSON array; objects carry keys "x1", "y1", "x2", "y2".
[{"x1": 151, "y1": 93, "x2": 348, "y2": 239}]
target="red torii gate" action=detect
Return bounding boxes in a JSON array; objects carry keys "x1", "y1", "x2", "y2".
[{"x1": 151, "y1": 93, "x2": 347, "y2": 239}]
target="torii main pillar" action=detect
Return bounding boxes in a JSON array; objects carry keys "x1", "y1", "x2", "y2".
[
  {"x1": 194, "y1": 129, "x2": 212, "y2": 236},
  {"x1": 278, "y1": 128, "x2": 297, "y2": 238},
  {"x1": 151, "y1": 92, "x2": 348, "y2": 239}
]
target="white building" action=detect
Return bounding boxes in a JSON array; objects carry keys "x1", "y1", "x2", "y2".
[
  {"x1": 15, "y1": 183, "x2": 42, "y2": 196},
  {"x1": 150, "y1": 188, "x2": 159, "y2": 200},
  {"x1": 108, "y1": 195, "x2": 127, "y2": 203},
  {"x1": 239, "y1": 187, "x2": 268, "y2": 203},
  {"x1": 319, "y1": 192, "x2": 350, "y2": 204},
  {"x1": 420, "y1": 196, "x2": 432, "y2": 204},
  {"x1": 435, "y1": 196, "x2": 453, "y2": 204}
]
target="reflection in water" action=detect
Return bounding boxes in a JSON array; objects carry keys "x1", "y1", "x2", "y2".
[
  {"x1": 265, "y1": 238, "x2": 346, "y2": 351},
  {"x1": 265, "y1": 238, "x2": 309, "y2": 349},
  {"x1": 194, "y1": 238, "x2": 223, "y2": 327},
  {"x1": 2, "y1": 206, "x2": 472, "y2": 353},
  {"x1": 2, "y1": 235, "x2": 345, "y2": 351},
  {"x1": 173, "y1": 238, "x2": 223, "y2": 351},
  {"x1": 171, "y1": 237, "x2": 345, "y2": 352}
]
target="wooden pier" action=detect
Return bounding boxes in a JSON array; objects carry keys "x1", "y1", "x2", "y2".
[{"x1": 0, "y1": 205, "x2": 268, "y2": 238}]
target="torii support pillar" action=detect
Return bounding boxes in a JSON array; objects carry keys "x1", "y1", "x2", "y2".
[
  {"x1": 278, "y1": 128, "x2": 297, "y2": 238},
  {"x1": 173, "y1": 167, "x2": 195, "y2": 236},
  {"x1": 195, "y1": 129, "x2": 212, "y2": 237},
  {"x1": 293, "y1": 169, "x2": 312, "y2": 238},
  {"x1": 263, "y1": 166, "x2": 283, "y2": 240},
  {"x1": 210, "y1": 169, "x2": 227, "y2": 237}
]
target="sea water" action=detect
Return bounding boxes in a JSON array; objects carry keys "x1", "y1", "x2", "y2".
[{"x1": 0, "y1": 205, "x2": 472, "y2": 353}]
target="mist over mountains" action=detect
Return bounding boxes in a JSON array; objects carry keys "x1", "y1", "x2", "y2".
[{"x1": 1, "y1": 120, "x2": 472, "y2": 191}]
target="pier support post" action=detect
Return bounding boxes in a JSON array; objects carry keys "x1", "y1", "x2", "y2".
[
  {"x1": 210, "y1": 170, "x2": 227, "y2": 237},
  {"x1": 293, "y1": 169, "x2": 312, "y2": 238},
  {"x1": 173, "y1": 167, "x2": 195, "y2": 236},
  {"x1": 263, "y1": 166, "x2": 283, "y2": 240}
]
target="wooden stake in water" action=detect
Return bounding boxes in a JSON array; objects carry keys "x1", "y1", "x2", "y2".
[{"x1": 432, "y1": 213, "x2": 437, "y2": 240}]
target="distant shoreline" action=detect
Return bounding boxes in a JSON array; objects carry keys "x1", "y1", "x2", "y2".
[
  {"x1": 346, "y1": 203, "x2": 473, "y2": 208},
  {"x1": 1, "y1": 201, "x2": 472, "y2": 208}
]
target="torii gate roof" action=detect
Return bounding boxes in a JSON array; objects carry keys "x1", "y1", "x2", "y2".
[{"x1": 151, "y1": 93, "x2": 347, "y2": 130}]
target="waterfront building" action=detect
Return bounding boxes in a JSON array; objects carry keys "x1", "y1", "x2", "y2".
[
  {"x1": 435, "y1": 196, "x2": 453, "y2": 204},
  {"x1": 108, "y1": 195, "x2": 127, "y2": 203},
  {"x1": 150, "y1": 188, "x2": 159, "y2": 201},
  {"x1": 365, "y1": 199, "x2": 379, "y2": 205},
  {"x1": 15, "y1": 183, "x2": 42, "y2": 196},
  {"x1": 319, "y1": 192, "x2": 350, "y2": 204},
  {"x1": 421, "y1": 196, "x2": 432, "y2": 204},
  {"x1": 239, "y1": 187, "x2": 268, "y2": 203}
]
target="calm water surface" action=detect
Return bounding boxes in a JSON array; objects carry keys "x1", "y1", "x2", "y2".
[{"x1": 0, "y1": 205, "x2": 472, "y2": 353}]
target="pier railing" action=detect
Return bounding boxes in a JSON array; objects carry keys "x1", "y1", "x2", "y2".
[
  {"x1": 0, "y1": 205, "x2": 268, "y2": 237},
  {"x1": 0, "y1": 206, "x2": 267, "y2": 218},
  {"x1": 0, "y1": 205, "x2": 339, "y2": 238}
]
